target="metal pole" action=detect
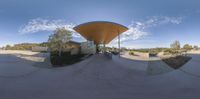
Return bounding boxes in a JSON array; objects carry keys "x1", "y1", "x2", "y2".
[
  {"x1": 103, "y1": 43, "x2": 106, "y2": 53},
  {"x1": 118, "y1": 30, "x2": 120, "y2": 57}
]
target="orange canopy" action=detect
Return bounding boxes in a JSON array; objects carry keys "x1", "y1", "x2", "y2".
[{"x1": 73, "y1": 21, "x2": 128, "y2": 44}]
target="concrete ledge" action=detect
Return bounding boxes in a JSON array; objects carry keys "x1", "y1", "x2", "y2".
[{"x1": 133, "y1": 52, "x2": 149, "y2": 59}]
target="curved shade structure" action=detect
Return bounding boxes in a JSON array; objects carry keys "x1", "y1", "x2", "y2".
[{"x1": 73, "y1": 21, "x2": 128, "y2": 44}]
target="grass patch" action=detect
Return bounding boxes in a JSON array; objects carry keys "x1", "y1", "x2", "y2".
[{"x1": 162, "y1": 55, "x2": 192, "y2": 69}]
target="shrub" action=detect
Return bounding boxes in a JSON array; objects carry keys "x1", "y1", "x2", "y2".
[
  {"x1": 50, "y1": 51, "x2": 62, "y2": 66},
  {"x1": 111, "y1": 51, "x2": 119, "y2": 55},
  {"x1": 149, "y1": 51, "x2": 158, "y2": 57},
  {"x1": 129, "y1": 51, "x2": 134, "y2": 55},
  {"x1": 50, "y1": 51, "x2": 85, "y2": 67},
  {"x1": 164, "y1": 48, "x2": 180, "y2": 55}
]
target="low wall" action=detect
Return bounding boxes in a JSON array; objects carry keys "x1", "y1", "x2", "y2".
[
  {"x1": 81, "y1": 42, "x2": 96, "y2": 54},
  {"x1": 0, "y1": 50, "x2": 40, "y2": 55},
  {"x1": 187, "y1": 50, "x2": 200, "y2": 54},
  {"x1": 32, "y1": 46, "x2": 48, "y2": 52},
  {"x1": 133, "y1": 52, "x2": 149, "y2": 58}
]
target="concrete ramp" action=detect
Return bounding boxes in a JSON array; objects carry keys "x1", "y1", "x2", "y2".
[
  {"x1": 179, "y1": 54, "x2": 200, "y2": 77},
  {"x1": 147, "y1": 60, "x2": 174, "y2": 75}
]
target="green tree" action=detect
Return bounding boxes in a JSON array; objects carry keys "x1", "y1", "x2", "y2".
[
  {"x1": 39, "y1": 42, "x2": 48, "y2": 47},
  {"x1": 48, "y1": 28, "x2": 72, "y2": 56},
  {"x1": 183, "y1": 44, "x2": 193, "y2": 51}
]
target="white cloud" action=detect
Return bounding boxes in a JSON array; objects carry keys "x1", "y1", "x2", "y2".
[
  {"x1": 18, "y1": 18, "x2": 81, "y2": 38},
  {"x1": 19, "y1": 16, "x2": 183, "y2": 47},
  {"x1": 109, "y1": 16, "x2": 183, "y2": 47}
]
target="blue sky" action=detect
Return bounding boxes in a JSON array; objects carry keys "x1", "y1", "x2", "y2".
[{"x1": 0, "y1": 0, "x2": 200, "y2": 48}]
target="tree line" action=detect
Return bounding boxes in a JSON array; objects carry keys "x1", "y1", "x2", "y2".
[
  {"x1": 2, "y1": 42, "x2": 48, "y2": 50},
  {"x1": 170, "y1": 40, "x2": 198, "y2": 51}
]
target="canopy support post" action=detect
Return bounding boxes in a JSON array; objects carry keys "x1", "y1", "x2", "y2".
[
  {"x1": 118, "y1": 30, "x2": 120, "y2": 58},
  {"x1": 103, "y1": 43, "x2": 106, "y2": 53}
]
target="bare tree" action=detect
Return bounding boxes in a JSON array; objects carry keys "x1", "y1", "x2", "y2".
[{"x1": 170, "y1": 40, "x2": 180, "y2": 50}]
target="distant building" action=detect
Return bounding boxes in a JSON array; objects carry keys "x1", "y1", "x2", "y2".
[
  {"x1": 67, "y1": 41, "x2": 81, "y2": 55},
  {"x1": 67, "y1": 40, "x2": 96, "y2": 55},
  {"x1": 32, "y1": 46, "x2": 48, "y2": 52},
  {"x1": 32, "y1": 40, "x2": 96, "y2": 55},
  {"x1": 81, "y1": 41, "x2": 96, "y2": 54}
]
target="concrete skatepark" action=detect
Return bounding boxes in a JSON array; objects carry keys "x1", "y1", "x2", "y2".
[
  {"x1": 1, "y1": 22, "x2": 200, "y2": 99},
  {"x1": 0, "y1": 51, "x2": 200, "y2": 99}
]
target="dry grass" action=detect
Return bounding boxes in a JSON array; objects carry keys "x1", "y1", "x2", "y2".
[{"x1": 162, "y1": 55, "x2": 192, "y2": 69}]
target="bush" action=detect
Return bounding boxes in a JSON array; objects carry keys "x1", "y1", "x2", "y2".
[
  {"x1": 111, "y1": 51, "x2": 119, "y2": 55},
  {"x1": 149, "y1": 51, "x2": 158, "y2": 57},
  {"x1": 164, "y1": 49, "x2": 179, "y2": 55},
  {"x1": 50, "y1": 51, "x2": 85, "y2": 67},
  {"x1": 50, "y1": 51, "x2": 62, "y2": 66},
  {"x1": 129, "y1": 51, "x2": 134, "y2": 55}
]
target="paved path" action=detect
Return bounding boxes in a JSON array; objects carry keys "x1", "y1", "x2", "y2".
[{"x1": 0, "y1": 53, "x2": 200, "y2": 99}]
